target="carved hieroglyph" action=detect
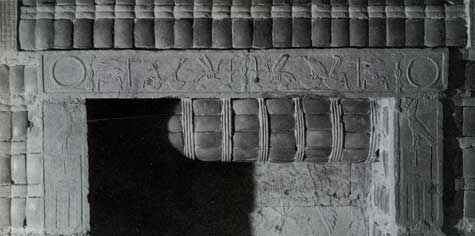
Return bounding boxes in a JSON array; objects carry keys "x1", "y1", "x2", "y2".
[{"x1": 41, "y1": 49, "x2": 447, "y2": 97}]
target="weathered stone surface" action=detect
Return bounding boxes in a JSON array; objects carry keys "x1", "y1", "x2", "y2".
[{"x1": 41, "y1": 49, "x2": 447, "y2": 96}]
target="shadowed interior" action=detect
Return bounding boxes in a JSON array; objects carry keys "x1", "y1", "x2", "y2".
[{"x1": 86, "y1": 99, "x2": 255, "y2": 236}]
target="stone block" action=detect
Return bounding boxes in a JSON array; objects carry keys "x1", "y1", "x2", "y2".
[
  {"x1": 0, "y1": 111, "x2": 12, "y2": 141},
  {"x1": 73, "y1": 19, "x2": 93, "y2": 49},
  {"x1": 114, "y1": 19, "x2": 133, "y2": 48},
  {"x1": 195, "y1": 132, "x2": 221, "y2": 148},
  {"x1": 424, "y1": 18, "x2": 445, "y2": 47},
  {"x1": 167, "y1": 115, "x2": 182, "y2": 132},
  {"x1": 463, "y1": 148, "x2": 475, "y2": 178},
  {"x1": 368, "y1": 18, "x2": 386, "y2": 47},
  {"x1": 234, "y1": 115, "x2": 259, "y2": 131},
  {"x1": 0, "y1": 65, "x2": 9, "y2": 94},
  {"x1": 465, "y1": 191, "x2": 475, "y2": 218},
  {"x1": 266, "y1": 98, "x2": 292, "y2": 114},
  {"x1": 305, "y1": 148, "x2": 331, "y2": 162},
  {"x1": 387, "y1": 18, "x2": 405, "y2": 47},
  {"x1": 0, "y1": 157, "x2": 11, "y2": 184},
  {"x1": 35, "y1": 19, "x2": 54, "y2": 50},
  {"x1": 446, "y1": 18, "x2": 467, "y2": 47},
  {"x1": 463, "y1": 107, "x2": 475, "y2": 136},
  {"x1": 27, "y1": 154, "x2": 42, "y2": 185},
  {"x1": 212, "y1": 18, "x2": 232, "y2": 48},
  {"x1": 253, "y1": 18, "x2": 272, "y2": 48},
  {"x1": 0, "y1": 198, "x2": 10, "y2": 227},
  {"x1": 303, "y1": 97, "x2": 331, "y2": 114},
  {"x1": 233, "y1": 99, "x2": 258, "y2": 114},
  {"x1": 194, "y1": 115, "x2": 221, "y2": 132},
  {"x1": 270, "y1": 115, "x2": 294, "y2": 131},
  {"x1": 292, "y1": 18, "x2": 311, "y2": 47},
  {"x1": 269, "y1": 132, "x2": 295, "y2": 147},
  {"x1": 306, "y1": 130, "x2": 332, "y2": 148},
  {"x1": 134, "y1": 19, "x2": 155, "y2": 48},
  {"x1": 193, "y1": 99, "x2": 221, "y2": 115},
  {"x1": 341, "y1": 99, "x2": 369, "y2": 114},
  {"x1": 268, "y1": 148, "x2": 296, "y2": 162},
  {"x1": 232, "y1": 18, "x2": 253, "y2": 48},
  {"x1": 94, "y1": 19, "x2": 114, "y2": 48},
  {"x1": 54, "y1": 19, "x2": 73, "y2": 49},
  {"x1": 26, "y1": 198, "x2": 43, "y2": 228},
  {"x1": 331, "y1": 18, "x2": 349, "y2": 47},
  {"x1": 174, "y1": 18, "x2": 193, "y2": 48},
  {"x1": 312, "y1": 18, "x2": 331, "y2": 47},
  {"x1": 273, "y1": 18, "x2": 292, "y2": 48},
  {"x1": 193, "y1": 18, "x2": 212, "y2": 48},
  {"x1": 342, "y1": 148, "x2": 367, "y2": 162},
  {"x1": 406, "y1": 19, "x2": 424, "y2": 47},
  {"x1": 11, "y1": 198, "x2": 26, "y2": 228},
  {"x1": 233, "y1": 147, "x2": 258, "y2": 161},
  {"x1": 12, "y1": 111, "x2": 28, "y2": 141},
  {"x1": 195, "y1": 147, "x2": 222, "y2": 161},
  {"x1": 168, "y1": 132, "x2": 184, "y2": 150},
  {"x1": 344, "y1": 132, "x2": 369, "y2": 149},
  {"x1": 19, "y1": 20, "x2": 36, "y2": 50},
  {"x1": 350, "y1": 18, "x2": 368, "y2": 47},
  {"x1": 305, "y1": 114, "x2": 331, "y2": 130},
  {"x1": 233, "y1": 132, "x2": 259, "y2": 148},
  {"x1": 9, "y1": 66, "x2": 25, "y2": 94},
  {"x1": 11, "y1": 155, "x2": 26, "y2": 185},
  {"x1": 343, "y1": 115, "x2": 370, "y2": 132}
]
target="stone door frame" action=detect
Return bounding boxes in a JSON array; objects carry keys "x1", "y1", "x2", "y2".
[{"x1": 0, "y1": 48, "x2": 447, "y2": 235}]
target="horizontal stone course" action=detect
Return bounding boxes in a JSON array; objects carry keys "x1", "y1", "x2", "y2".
[{"x1": 17, "y1": 1, "x2": 467, "y2": 50}]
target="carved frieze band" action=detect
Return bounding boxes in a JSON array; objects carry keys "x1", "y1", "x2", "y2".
[{"x1": 41, "y1": 49, "x2": 447, "y2": 96}]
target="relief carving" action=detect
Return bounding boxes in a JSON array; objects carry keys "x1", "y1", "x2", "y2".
[
  {"x1": 43, "y1": 50, "x2": 447, "y2": 95},
  {"x1": 401, "y1": 95, "x2": 435, "y2": 165},
  {"x1": 301, "y1": 55, "x2": 348, "y2": 90},
  {"x1": 265, "y1": 54, "x2": 296, "y2": 88},
  {"x1": 406, "y1": 57, "x2": 440, "y2": 89},
  {"x1": 142, "y1": 58, "x2": 187, "y2": 90},
  {"x1": 359, "y1": 57, "x2": 389, "y2": 90},
  {"x1": 91, "y1": 58, "x2": 129, "y2": 92}
]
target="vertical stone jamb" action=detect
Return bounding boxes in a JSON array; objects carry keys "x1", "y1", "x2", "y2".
[
  {"x1": 458, "y1": 98, "x2": 475, "y2": 235},
  {"x1": 329, "y1": 98, "x2": 343, "y2": 162},
  {"x1": 181, "y1": 98, "x2": 195, "y2": 160},
  {"x1": 43, "y1": 100, "x2": 88, "y2": 235},
  {"x1": 293, "y1": 97, "x2": 305, "y2": 162},
  {"x1": 396, "y1": 95, "x2": 444, "y2": 234},
  {"x1": 257, "y1": 98, "x2": 269, "y2": 162},
  {"x1": 221, "y1": 98, "x2": 232, "y2": 162}
]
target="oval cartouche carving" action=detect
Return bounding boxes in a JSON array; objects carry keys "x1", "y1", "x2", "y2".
[
  {"x1": 52, "y1": 56, "x2": 86, "y2": 88},
  {"x1": 406, "y1": 56, "x2": 440, "y2": 88}
]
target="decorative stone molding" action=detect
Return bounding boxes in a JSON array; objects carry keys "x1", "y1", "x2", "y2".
[{"x1": 16, "y1": 0, "x2": 467, "y2": 50}]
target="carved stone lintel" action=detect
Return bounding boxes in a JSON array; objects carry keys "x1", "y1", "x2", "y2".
[{"x1": 41, "y1": 49, "x2": 447, "y2": 97}]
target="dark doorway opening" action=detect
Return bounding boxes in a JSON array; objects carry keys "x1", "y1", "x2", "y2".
[{"x1": 87, "y1": 99, "x2": 255, "y2": 236}]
